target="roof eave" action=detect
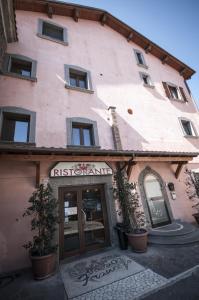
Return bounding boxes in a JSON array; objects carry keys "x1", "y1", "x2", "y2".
[{"x1": 14, "y1": 0, "x2": 195, "y2": 79}]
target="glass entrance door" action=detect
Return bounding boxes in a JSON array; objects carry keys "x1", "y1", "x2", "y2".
[
  {"x1": 60, "y1": 190, "x2": 81, "y2": 256},
  {"x1": 144, "y1": 174, "x2": 171, "y2": 227},
  {"x1": 82, "y1": 186, "x2": 106, "y2": 248},
  {"x1": 60, "y1": 185, "x2": 109, "y2": 259}
]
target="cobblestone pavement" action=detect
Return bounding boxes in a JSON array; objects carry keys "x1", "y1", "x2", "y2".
[{"x1": 72, "y1": 269, "x2": 167, "y2": 300}]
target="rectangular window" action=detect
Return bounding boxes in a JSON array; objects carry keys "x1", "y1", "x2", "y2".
[
  {"x1": 142, "y1": 74, "x2": 150, "y2": 85},
  {"x1": 162, "y1": 82, "x2": 188, "y2": 102},
  {"x1": 37, "y1": 19, "x2": 68, "y2": 46},
  {"x1": 42, "y1": 22, "x2": 64, "y2": 41},
  {"x1": 140, "y1": 72, "x2": 153, "y2": 87},
  {"x1": 168, "y1": 85, "x2": 181, "y2": 100},
  {"x1": 69, "y1": 71, "x2": 87, "y2": 89},
  {"x1": 1, "y1": 113, "x2": 30, "y2": 142},
  {"x1": 72, "y1": 124, "x2": 93, "y2": 146},
  {"x1": 181, "y1": 120, "x2": 195, "y2": 136},
  {"x1": 134, "y1": 49, "x2": 147, "y2": 68},
  {"x1": 1, "y1": 54, "x2": 37, "y2": 81},
  {"x1": 136, "y1": 52, "x2": 144, "y2": 65},
  {"x1": 10, "y1": 57, "x2": 32, "y2": 78}
]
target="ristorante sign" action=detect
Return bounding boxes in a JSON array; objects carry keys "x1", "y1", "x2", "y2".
[{"x1": 50, "y1": 162, "x2": 113, "y2": 177}]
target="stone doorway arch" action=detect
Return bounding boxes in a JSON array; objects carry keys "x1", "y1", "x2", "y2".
[{"x1": 138, "y1": 166, "x2": 173, "y2": 228}]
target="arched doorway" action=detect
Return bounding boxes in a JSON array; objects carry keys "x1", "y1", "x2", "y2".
[{"x1": 139, "y1": 167, "x2": 172, "y2": 228}]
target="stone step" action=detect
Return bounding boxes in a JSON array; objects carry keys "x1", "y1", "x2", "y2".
[
  {"x1": 148, "y1": 229, "x2": 199, "y2": 245},
  {"x1": 149, "y1": 222, "x2": 196, "y2": 237}
]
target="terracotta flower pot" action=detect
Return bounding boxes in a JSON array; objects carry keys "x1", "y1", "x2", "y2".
[
  {"x1": 31, "y1": 253, "x2": 56, "y2": 280},
  {"x1": 127, "y1": 229, "x2": 148, "y2": 253}
]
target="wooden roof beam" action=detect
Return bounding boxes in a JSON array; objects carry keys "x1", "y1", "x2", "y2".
[
  {"x1": 161, "y1": 55, "x2": 169, "y2": 64},
  {"x1": 134, "y1": 156, "x2": 193, "y2": 162},
  {"x1": 0, "y1": 154, "x2": 131, "y2": 162},
  {"x1": 127, "y1": 32, "x2": 134, "y2": 42},
  {"x1": 180, "y1": 67, "x2": 186, "y2": 76},
  {"x1": 73, "y1": 8, "x2": 79, "y2": 22},
  {"x1": 175, "y1": 162, "x2": 187, "y2": 179},
  {"x1": 101, "y1": 13, "x2": 107, "y2": 26},
  {"x1": 46, "y1": 3, "x2": 53, "y2": 19},
  {"x1": 145, "y1": 44, "x2": 152, "y2": 54}
]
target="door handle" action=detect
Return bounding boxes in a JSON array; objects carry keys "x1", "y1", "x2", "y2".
[{"x1": 81, "y1": 209, "x2": 86, "y2": 224}]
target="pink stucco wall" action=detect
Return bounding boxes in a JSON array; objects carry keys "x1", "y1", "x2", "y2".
[
  {"x1": 0, "y1": 11, "x2": 199, "y2": 273},
  {"x1": 130, "y1": 162, "x2": 196, "y2": 224},
  {"x1": 0, "y1": 11, "x2": 198, "y2": 152},
  {"x1": 0, "y1": 161, "x2": 35, "y2": 273}
]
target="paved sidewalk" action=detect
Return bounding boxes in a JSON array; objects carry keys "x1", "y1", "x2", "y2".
[
  {"x1": 1, "y1": 243, "x2": 199, "y2": 300},
  {"x1": 127, "y1": 243, "x2": 199, "y2": 278},
  {"x1": 143, "y1": 268, "x2": 199, "y2": 300}
]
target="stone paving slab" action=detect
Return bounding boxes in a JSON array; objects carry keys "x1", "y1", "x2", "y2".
[{"x1": 72, "y1": 269, "x2": 167, "y2": 300}]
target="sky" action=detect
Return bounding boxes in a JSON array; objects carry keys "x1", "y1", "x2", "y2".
[{"x1": 60, "y1": 0, "x2": 199, "y2": 107}]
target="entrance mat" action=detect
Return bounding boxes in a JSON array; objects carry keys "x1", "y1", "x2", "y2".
[{"x1": 60, "y1": 251, "x2": 145, "y2": 299}]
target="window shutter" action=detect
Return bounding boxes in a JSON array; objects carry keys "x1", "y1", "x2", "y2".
[
  {"x1": 179, "y1": 87, "x2": 188, "y2": 102},
  {"x1": 162, "y1": 82, "x2": 171, "y2": 98}
]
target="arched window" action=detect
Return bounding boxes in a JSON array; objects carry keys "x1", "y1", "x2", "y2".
[{"x1": 139, "y1": 167, "x2": 172, "y2": 228}]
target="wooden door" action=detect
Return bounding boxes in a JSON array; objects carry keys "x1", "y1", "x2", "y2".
[{"x1": 59, "y1": 185, "x2": 110, "y2": 259}]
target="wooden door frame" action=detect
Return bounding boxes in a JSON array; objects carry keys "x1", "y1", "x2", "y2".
[{"x1": 59, "y1": 184, "x2": 110, "y2": 259}]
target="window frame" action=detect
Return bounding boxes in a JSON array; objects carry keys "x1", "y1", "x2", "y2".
[
  {"x1": 162, "y1": 82, "x2": 188, "y2": 102},
  {"x1": 179, "y1": 117, "x2": 198, "y2": 138},
  {"x1": 0, "y1": 107, "x2": 36, "y2": 144},
  {"x1": 72, "y1": 123, "x2": 94, "y2": 146},
  {"x1": 139, "y1": 71, "x2": 154, "y2": 88},
  {"x1": 37, "y1": 19, "x2": 68, "y2": 46},
  {"x1": 66, "y1": 117, "x2": 100, "y2": 148},
  {"x1": 168, "y1": 83, "x2": 182, "y2": 101},
  {"x1": 134, "y1": 49, "x2": 148, "y2": 69},
  {"x1": 64, "y1": 65, "x2": 94, "y2": 94},
  {"x1": 1, "y1": 53, "x2": 37, "y2": 81}
]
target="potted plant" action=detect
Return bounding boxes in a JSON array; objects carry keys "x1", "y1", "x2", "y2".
[
  {"x1": 185, "y1": 168, "x2": 199, "y2": 224},
  {"x1": 23, "y1": 183, "x2": 59, "y2": 280},
  {"x1": 114, "y1": 170, "x2": 148, "y2": 252}
]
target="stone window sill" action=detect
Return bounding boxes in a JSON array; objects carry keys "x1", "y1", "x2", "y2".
[
  {"x1": 184, "y1": 135, "x2": 198, "y2": 139},
  {"x1": 137, "y1": 63, "x2": 148, "y2": 69},
  {"x1": 65, "y1": 84, "x2": 94, "y2": 94},
  {"x1": 37, "y1": 33, "x2": 68, "y2": 46},
  {"x1": 143, "y1": 83, "x2": 154, "y2": 89},
  {"x1": 67, "y1": 145, "x2": 100, "y2": 150},
  {"x1": 0, "y1": 141, "x2": 36, "y2": 146},
  {"x1": 1, "y1": 71, "x2": 37, "y2": 82},
  {"x1": 169, "y1": 97, "x2": 186, "y2": 103}
]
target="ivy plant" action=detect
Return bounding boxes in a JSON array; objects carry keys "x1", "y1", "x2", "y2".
[
  {"x1": 185, "y1": 168, "x2": 199, "y2": 213},
  {"x1": 23, "y1": 184, "x2": 59, "y2": 256}
]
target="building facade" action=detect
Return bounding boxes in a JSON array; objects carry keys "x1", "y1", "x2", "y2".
[{"x1": 0, "y1": 0, "x2": 198, "y2": 273}]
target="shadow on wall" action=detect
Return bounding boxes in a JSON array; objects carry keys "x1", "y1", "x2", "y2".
[
  {"x1": 115, "y1": 112, "x2": 149, "y2": 150},
  {"x1": 184, "y1": 137, "x2": 199, "y2": 150},
  {"x1": 169, "y1": 99, "x2": 198, "y2": 114},
  {"x1": 144, "y1": 86, "x2": 166, "y2": 101}
]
